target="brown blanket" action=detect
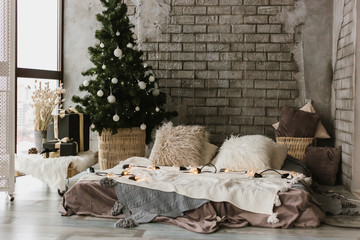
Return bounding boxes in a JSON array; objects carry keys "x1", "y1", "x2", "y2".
[{"x1": 60, "y1": 182, "x2": 325, "y2": 233}]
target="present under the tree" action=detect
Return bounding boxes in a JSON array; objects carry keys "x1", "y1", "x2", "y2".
[
  {"x1": 42, "y1": 138, "x2": 78, "y2": 158},
  {"x1": 47, "y1": 108, "x2": 90, "y2": 152}
]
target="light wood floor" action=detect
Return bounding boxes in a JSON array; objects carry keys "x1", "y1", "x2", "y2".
[{"x1": 1, "y1": 175, "x2": 360, "y2": 240}]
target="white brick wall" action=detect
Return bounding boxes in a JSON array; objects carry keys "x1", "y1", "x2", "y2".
[{"x1": 333, "y1": 0, "x2": 355, "y2": 190}]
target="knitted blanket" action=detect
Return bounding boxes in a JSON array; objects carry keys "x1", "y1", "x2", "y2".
[{"x1": 111, "y1": 180, "x2": 208, "y2": 224}]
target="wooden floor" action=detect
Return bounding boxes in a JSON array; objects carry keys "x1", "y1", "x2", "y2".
[{"x1": 1, "y1": 176, "x2": 360, "y2": 240}]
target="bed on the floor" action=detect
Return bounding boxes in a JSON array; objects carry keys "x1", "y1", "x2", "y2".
[{"x1": 60, "y1": 155, "x2": 325, "y2": 233}]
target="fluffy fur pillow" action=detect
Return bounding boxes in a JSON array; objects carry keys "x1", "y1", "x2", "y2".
[
  {"x1": 214, "y1": 135, "x2": 275, "y2": 171},
  {"x1": 149, "y1": 122, "x2": 208, "y2": 167}
]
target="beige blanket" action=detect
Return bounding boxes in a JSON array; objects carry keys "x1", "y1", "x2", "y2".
[{"x1": 79, "y1": 157, "x2": 306, "y2": 218}]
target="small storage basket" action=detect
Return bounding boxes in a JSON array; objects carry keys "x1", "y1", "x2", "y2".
[
  {"x1": 276, "y1": 137, "x2": 316, "y2": 162},
  {"x1": 98, "y1": 128, "x2": 146, "y2": 170}
]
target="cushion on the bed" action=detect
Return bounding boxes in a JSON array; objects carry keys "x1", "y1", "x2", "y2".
[
  {"x1": 203, "y1": 142, "x2": 218, "y2": 165},
  {"x1": 272, "y1": 102, "x2": 330, "y2": 139},
  {"x1": 304, "y1": 146, "x2": 341, "y2": 185},
  {"x1": 271, "y1": 142, "x2": 288, "y2": 169},
  {"x1": 149, "y1": 122, "x2": 209, "y2": 167},
  {"x1": 276, "y1": 107, "x2": 320, "y2": 138},
  {"x1": 213, "y1": 135, "x2": 275, "y2": 170}
]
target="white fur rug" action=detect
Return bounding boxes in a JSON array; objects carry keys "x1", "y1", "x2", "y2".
[{"x1": 15, "y1": 151, "x2": 96, "y2": 191}]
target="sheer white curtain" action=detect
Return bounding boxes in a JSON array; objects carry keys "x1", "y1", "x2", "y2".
[{"x1": 0, "y1": 0, "x2": 15, "y2": 198}]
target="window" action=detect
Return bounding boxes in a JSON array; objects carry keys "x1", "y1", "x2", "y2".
[{"x1": 16, "y1": 0, "x2": 63, "y2": 153}]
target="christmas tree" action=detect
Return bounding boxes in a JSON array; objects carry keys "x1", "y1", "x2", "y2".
[{"x1": 72, "y1": 0, "x2": 177, "y2": 144}]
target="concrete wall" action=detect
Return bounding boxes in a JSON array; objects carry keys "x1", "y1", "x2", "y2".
[
  {"x1": 64, "y1": 0, "x2": 333, "y2": 148},
  {"x1": 332, "y1": 0, "x2": 356, "y2": 190}
]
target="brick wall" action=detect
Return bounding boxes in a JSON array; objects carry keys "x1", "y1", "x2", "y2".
[
  {"x1": 333, "y1": 0, "x2": 355, "y2": 189},
  {"x1": 126, "y1": 0, "x2": 302, "y2": 145}
]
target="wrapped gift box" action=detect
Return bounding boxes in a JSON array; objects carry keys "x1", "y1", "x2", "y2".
[
  {"x1": 47, "y1": 110, "x2": 90, "y2": 152},
  {"x1": 42, "y1": 140, "x2": 78, "y2": 158}
]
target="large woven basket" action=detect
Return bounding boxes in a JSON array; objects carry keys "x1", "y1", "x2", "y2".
[
  {"x1": 276, "y1": 137, "x2": 316, "y2": 162},
  {"x1": 98, "y1": 128, "x2": 146, "y2": 170}
]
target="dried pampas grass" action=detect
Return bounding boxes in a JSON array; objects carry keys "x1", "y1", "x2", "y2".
[{"x1": 28, "y1": 80, "x2": 66, "y2": 131}]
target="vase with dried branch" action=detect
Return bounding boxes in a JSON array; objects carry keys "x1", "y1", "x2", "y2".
[{"x1": 28, "y1": 80, "x2": 66, "y2": 151}]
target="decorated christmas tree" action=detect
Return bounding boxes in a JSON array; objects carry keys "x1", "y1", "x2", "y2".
[{"x1": 72, "y1": 0, "x2": 177, "y2": 144}]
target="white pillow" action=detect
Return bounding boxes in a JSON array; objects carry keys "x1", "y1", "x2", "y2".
[
  {"x1": 214, "y1": 135, "x2": 274, "y2": 171},
  {"x1": 271, "y1": 143, "x2": 288, "y2": 169}
]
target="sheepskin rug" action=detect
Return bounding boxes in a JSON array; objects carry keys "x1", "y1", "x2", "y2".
[
  {"x1": 149, "y1": 122, "x2": 208, "y2": 167},
  {"x1": 15, "y1": 151, "x2": 96, "y2": 191},
  {"x1": 213, "y1": 135, "x2": 276, "y2": 171}
]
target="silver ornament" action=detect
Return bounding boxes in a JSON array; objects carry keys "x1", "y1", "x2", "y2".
[
  {"x1": 107, "y1": 95, "x2": 116, "y2": 103},
  {"x1": 132, "y1": 33, "x2": 138, "y2": 40},
  {"x1": 102, "y1": 64, "x2": 106, "y2": 70},
  {"x1": 90, "y1": 124, "x2": 95, "y2": 129},
  {"x1": 138, "y1": 81, "x2": 146, "y2": 90},
  {"x1": 149, "y1": 75, "x2": 155, "y2": 82},
  {"x1": 116, "y1": 31, "x2": 120, "y2": 36},
  {"x1": 100, "y1": 43, "x2": 104, "y2": 48},
  {"x1": 135, "y1": 106, "x2": 140, "y2": 111},
  {"x1": 97, "y1": 90, "x2": 104, "y2": 97},
  {"x1": 155, "y1": 107, "x2": 160, "y2": 112},
  {"x1": 140, "y1": 123, "x2": 146, "y2": 130},
  {"x1": 143, "y1": 63, "x2": 148, "y2": 68},
  {"x1": 83, "y1": 80, "x2": 89, "y2": 87},
  {"x1": 127, "y1": 43, "x2": 133, "y2": 49},
  {"x1": 111, "y1": 78, "x2": 118, "y2": 84},
  {"x1": 113, "y1": 114, "x2": 120, "y2": 122},
  {"x1": 113, "y1": 47, "x2": 122, "y2": 58},
  {"x1": 152, "y1": 88, "x2": 160, "y2": 96}
]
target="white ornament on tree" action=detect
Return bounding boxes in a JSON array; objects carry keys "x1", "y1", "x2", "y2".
[
  {"x1": 102, "y1": 64, "x2": 106, "y2": 70},
  {"x1": 127, "y1": 43, "x2": 133, "y2": 49},
  {"x1": 107, "y1": 95, "x2": 116, "y2": 103},
  {"x1": 113, "y1": 47, "x2": 122, "y2": 58},
  {"x1": 143, "y1": 63, "x2": 148, "y2": 68},
  {"x1": 138, "y1": 81, "x2": 146, "y2": 90},
  {"x1": 135, "y1": 106, "x2": 140, "y2": 111},
  {"x1": 152, "y1": 88, "x2": 160, "y2": 96},
  {"x1": 140, "y1": 123, "x2": 146, "y2": 130},
  {"x1": 100, "y1": 43, "x2": 104, "y2": 48},
  {"x1": 113, "y1": 114, "x2": 120, "y2": 122},
  {"x1": 97, "y1": 90, "x2": 104, "y2": 97},
  {"x1": 90, "y1": 124, "x2": 95, "y2": 129},
  {"x1": 116, "y1": 31, "x2": 120, "y2": 36},
  {"x1": 83, "y1": 80, "x2": 89, "y2": 87},
  {"x1": 149, "y1": 75, "x2": 155, "y2": 82},
  {"x1": 132, "y1": 33, "x2": 138, "y2": 40},
  {"x1": 155, "y1": 107, "x2": 160, "y2": 112},
  {"x1": 111, "y1": 78, "x2": 118, "y2": 84}
]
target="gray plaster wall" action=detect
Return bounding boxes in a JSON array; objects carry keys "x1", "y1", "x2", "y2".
[
  {"x1": 302, "y1": 0, "x2": 333, "y2": 136},
  {"x1": 63, "y1": 0, "x2": 333, "y2": 150}
]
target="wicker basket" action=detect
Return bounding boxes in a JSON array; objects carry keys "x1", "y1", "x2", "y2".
[
  {"x1": 276, "y1": 137, "x2": 316, "y2": 162},
  {"x1": 98, "y1": 128, "x2": 146, "y2": 170}
]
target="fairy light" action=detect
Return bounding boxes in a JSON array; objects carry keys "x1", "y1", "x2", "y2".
[
  {"x1": 122, "y1": 169, "x2": 130, "y2": 176},
  {"x1": 191, "y1": 168, "x2": 199, "y2": 175}
]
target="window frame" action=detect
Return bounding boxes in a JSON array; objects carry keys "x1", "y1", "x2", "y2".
[{"x1": 15, "y1": 0, "x2": 64, "y2": 152}]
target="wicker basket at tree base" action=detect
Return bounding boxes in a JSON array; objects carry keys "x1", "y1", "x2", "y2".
[
  {"x1": 276, "y1": 137, "x2": 317, "y2": 162},
  {"x1": 98, "y1": 128, "x2": 146, "y2": 170}
]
